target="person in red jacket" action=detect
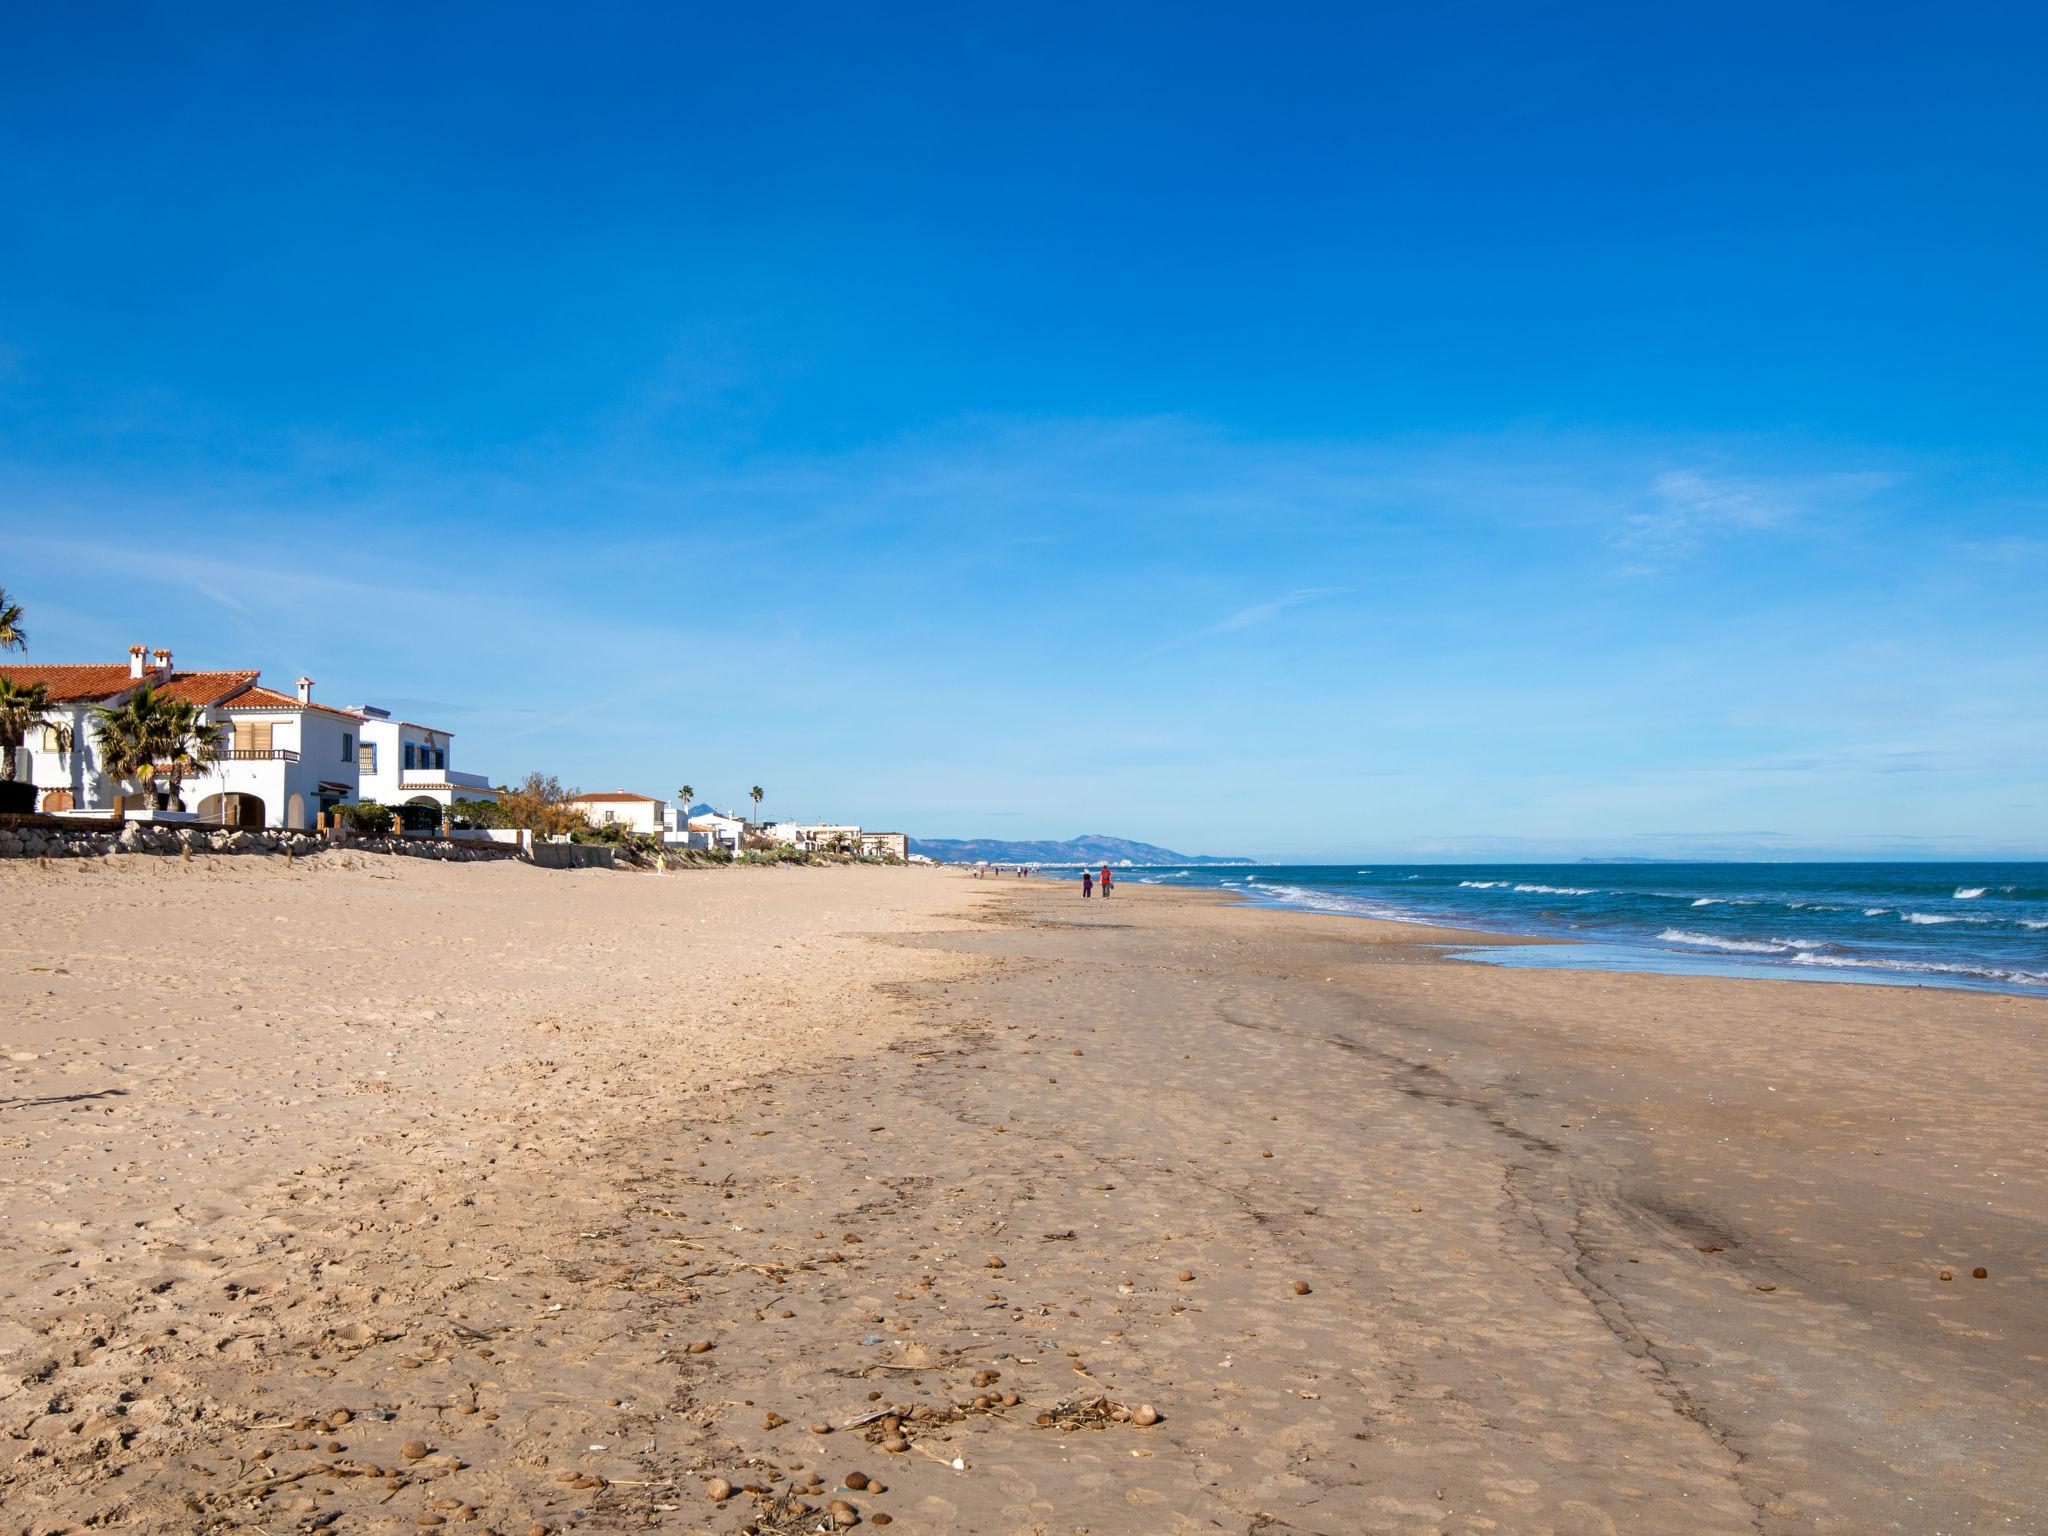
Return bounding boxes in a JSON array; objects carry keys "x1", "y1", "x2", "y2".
[{"x1": 1100, "y1": 865, "x2": 1114, "y2": 897}]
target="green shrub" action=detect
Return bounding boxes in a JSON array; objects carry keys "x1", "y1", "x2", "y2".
[{"x1": 332, "y1": 801, "x2": 396, "y2": 836}]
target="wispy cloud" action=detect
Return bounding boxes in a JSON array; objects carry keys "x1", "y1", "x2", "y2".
[
  {"x1": 1136, "y1": 586, "x2": 1344, "y2": 660},
  {"x1": 1610, "y1": 466, "x2": 1896, "y2": 571}
]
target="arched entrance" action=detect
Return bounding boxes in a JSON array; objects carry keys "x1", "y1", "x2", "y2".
[
  {"x1": 398, "y1": 796, "x2": 443, "y2": 835},
  {"x1": 39, "y1": 789, "x2": 74, "y2": 813},
  {"x1": 196, "y1": 792, "x2": 267, "y2": 828},
  {"x1": 286, "y1": 792, "x2": 307, "y2": 830}
]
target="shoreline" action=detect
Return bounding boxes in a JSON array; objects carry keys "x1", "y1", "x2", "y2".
[
  {"x1": 1103, "y1": 865, "x2": 2048, "y2": 999},
  {"x1": 5, "y1": 860, "x2": 2042, "y2": 1533}
]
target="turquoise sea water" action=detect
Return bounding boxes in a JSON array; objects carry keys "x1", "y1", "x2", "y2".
[{"x1": 1101, "y1": 863, "x2": 2048, "y2": 996}]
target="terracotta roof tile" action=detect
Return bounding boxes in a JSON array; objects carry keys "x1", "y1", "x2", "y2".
[
  {"x1": 0, "y1": 664, "x2": 257, "y2": 707},
  {"x1": 219, "y1": 686, "x2": 361, "y2": 719},
  {"x1": 570, "y1": 790, "x2": 666, "y2": 803}
]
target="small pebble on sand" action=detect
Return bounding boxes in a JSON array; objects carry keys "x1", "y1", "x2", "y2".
[
  {"x1": 1133, "y1": 1405, "x2": 1160, "y2": 1426},
  {"x1": 707, "y1": 1478, "x2": 733, "y2": 1501},
  {"x1": 401, "y1": 1440, "x2": 431, "y2": 1460},
  {"x1": 1292, "y1": 1280, "x2": 1312, "y2": 1295},
  {"x1": 688, "y1": 1338, "x2": 714, "y2": 1354},
  {"x1": 845, "y1": 1471, "x2": 870, "y2": 1490},
  {"x1": 1974, "y1": 1267, "x2": 1989, "y2": 1279}
]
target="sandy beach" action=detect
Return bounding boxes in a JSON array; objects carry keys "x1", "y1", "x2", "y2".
[{"x1": 4, "y1": 859, "x2": 2044, "y2": 1535}]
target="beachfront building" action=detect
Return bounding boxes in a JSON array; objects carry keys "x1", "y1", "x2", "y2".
[
  {"x1": 351, "y1": 705, "x2": 499, "y2": 830},
  {"x1": 676, "y1": 809, "x2": 745, "y2": 855},
  {"x1": 764, "y1": 821, "x2": 864, "y2": 853},
  {"x1": 565, "y1": 789, "x2": 667, "y2": 835},
  {"x1": 859, "y1": 831, "x2": 909, "y2": 860},
  {"x1": 0, "y1": 647, "x2": 361, "y2": 827}
]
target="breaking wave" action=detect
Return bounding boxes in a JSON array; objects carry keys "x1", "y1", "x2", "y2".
[
  {"x1": 1792, "y1": 953, "x2": 2048, "y2": 987},
  {"x1": 1659, "y1": 930, "x2": 1793, "y2": 955},
  {"x1": 1955, "y1": 887, "x2": 1987, "y2": 899}
]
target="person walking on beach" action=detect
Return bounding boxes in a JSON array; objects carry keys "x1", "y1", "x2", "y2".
[
  {"x1": 1081, "y1": 870, "x2": 1094, "y2": 898},
  {"x1": 1100, "y1": 864, "x2": 1114, "y2": 897}
]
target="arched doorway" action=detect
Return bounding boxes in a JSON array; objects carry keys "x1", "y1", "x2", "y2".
[
  {"x1": 398, "y1": 796, "x2": 443, "y2": 835},
  {"x1": 39, "y1": 789, "x2": 74, "y2": 813},
  {"x1": 286, "y1": 792, "x2": 307, "y2": 830},
  {"x1": 196, "y1": 792, "x2": 267, "y2": 828}
]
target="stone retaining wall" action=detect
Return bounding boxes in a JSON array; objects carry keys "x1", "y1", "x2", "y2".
[{"x1": 0, "y1": 822, "x2": 513, "y2": 862}]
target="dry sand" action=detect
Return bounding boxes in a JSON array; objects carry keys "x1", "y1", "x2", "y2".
[{"x1": 3, "y1": 859, "x2": 2043, "y2": 1535}]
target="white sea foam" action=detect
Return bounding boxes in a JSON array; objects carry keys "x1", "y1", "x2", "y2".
[
  {"x1": 1864, "y1": 907, "x2": 1888, "y2": 916},
  {"x1": 1692, "y1": 898, "x2": 1721, "y2": 907},
  {"x1": 1253, "y1": 883, "x2": 1424, "y2": 924},
  {"x1": 1659, "y1": 929, "x2": 1792, "y2": 955},
  {"x1": 1513, "y1": 883, "x2": 1595, "y2": 895},
  {"x1": 1901, "y1": 912, "x2": 1991, "y2": 925},
  {"x1": 1955, "y1": 887, "x2": 1987, "y2": 899},
  {"x1": 1791, "y1": 953, "x2": 2048, "y2": 988},
  {"x1": 2022, "y1": 918, "x2": 2048, "y2": 930},
  {"x1": 1459, "y1": 880, "x2": 1510, "y2": 889}
]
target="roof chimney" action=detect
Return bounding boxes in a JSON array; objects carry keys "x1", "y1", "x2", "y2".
[
  {"x1": 129, "y1": 644, "x2": 147, "y2": 680},
  {"x1": 296, "y1": 676, "x2": 313, "y2": 704},
  {"x1": 151, "y1": 647, "x2": 172, "y2": 677}
]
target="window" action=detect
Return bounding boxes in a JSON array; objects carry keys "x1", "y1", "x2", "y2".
[
  {"x1": 341, "y1": 732, "x2": 353, "y2": 762},
  {"x1": 603, "y1": 809, "x2": 615, "y2": 823},
  {"x1": 39, "y1": 724, "x2": 65, "y2": 753},
  {"x1": 404, "y1": 743, "x2": 417, "y2": 770},
  {"x1": 434, "y1": 748, "x2": 446, "y2": 770},
  {"x1": 358, "y1": 741, "x2": 376, "y2": 773},
  {"x1": 233, "y1": 720, "x2": 274, "y2": 754}
]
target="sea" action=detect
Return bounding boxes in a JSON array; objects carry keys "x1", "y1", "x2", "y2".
[{"x1": 1100, "y1": 862, "x2": 2048, "y2": 996}]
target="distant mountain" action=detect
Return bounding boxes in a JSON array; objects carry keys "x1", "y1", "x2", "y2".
[{"x1": 909, "y1": 833, "x2": 1247, "y2": 866}]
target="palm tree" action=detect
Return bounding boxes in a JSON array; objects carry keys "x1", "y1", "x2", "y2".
[
  {"x1": 155, "y1": 698, "x2": 223, "y2": 812},
  {"x1": 677, "y1": 783, "x2": 694, "y2": 810},
  {"x1": 90, "y1": 685, "x2": 218, "y2": 812},
  {"x1": 91, "y1": 687, "x2": 164, "y2": 809},
  {"x1": 749, "y1": 785, "x2": 764, "y2": 823},
  {"x1": 0, "y1": 675, "x2": 49, "y2": 782},
  {"x1": 0, "y1": 587, "x2": 24, "y2": 652}
]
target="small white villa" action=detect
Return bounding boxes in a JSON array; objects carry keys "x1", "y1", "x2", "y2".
[
  {"x1": 0, "y1": 645, "x2": 498, "y2": 832},
  {"x1": 666, "y1": 807, "x2": 746, "y2": 854},
  {"x1": 565, "y1": 789, "x2": 667, "y2": 835},
  {"x1": 350, "y1": 705, "x2": 499, "y2": 830}
]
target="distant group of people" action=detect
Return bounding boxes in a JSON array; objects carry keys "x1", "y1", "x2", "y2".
[{"x1": 1081, "y1": 864, "x2": 1114, "y2": 899}]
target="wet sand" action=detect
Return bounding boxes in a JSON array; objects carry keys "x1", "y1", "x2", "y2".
[{"x1": 3, "y1": 860, "x2": 2043, "y2": 1534}]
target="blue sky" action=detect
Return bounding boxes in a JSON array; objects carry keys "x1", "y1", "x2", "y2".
[{"x1": 3, "y1": 3, "x2": 2043, "y2": 859}]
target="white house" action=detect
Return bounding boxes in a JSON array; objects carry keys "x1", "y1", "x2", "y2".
[
  {"x1": 351, "y1": 705, "x2": 499, "y2": 829},
  {"x1": 564, "y1": 789, "x2": 667, "y2": 835},
  {"x1": 680, "y1": 809, "x2": 747, "y2": 855},
  {"x1": 1, "y1": 646, "x2": 361, "y2": 828},
  {"x1": 765, "y1": 821, "x2": 864, "y2": 853}
]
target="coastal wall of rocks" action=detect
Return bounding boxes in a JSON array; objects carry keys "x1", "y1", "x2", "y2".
[{"x1": 0, "y1": 820, "x2": 515, "y2": 862}]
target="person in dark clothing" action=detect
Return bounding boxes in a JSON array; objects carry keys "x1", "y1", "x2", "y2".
[{"x1": 1082, "y1": 871, "x2": 1094, "y2": 898}]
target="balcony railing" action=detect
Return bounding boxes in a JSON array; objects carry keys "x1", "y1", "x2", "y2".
[{"x1": 220, "y1": 748, "x2": 300, "y2": 761}]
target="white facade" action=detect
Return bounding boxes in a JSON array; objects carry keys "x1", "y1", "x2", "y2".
[
  {"x1": 190, "y1": 682, "x2": 363, "y2": 828},
  {"x1": 351, "y1": 706, "x2": 498, "y2": 821},
  {"x1": 2, "y1": 653, "x2": 360, "y2": 828},
  {"x1": 684, "y1": 811, "x2": 746, "y2": 854},
  {"x1": 565, "y1": 790, "x2": 666, "y2": 834},
  {"x1": 765, "y1": 821, "x2": 864, "y2": 853}
]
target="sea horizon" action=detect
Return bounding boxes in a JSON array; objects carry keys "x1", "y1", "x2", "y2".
[{"x1": 1067, "y1": 859, "x2": 2048, "y2": 997}]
